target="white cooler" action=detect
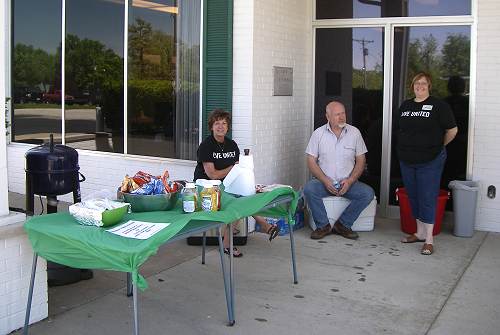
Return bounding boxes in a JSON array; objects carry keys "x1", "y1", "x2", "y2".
[{"x1": 308, "y1": 196, "x2": 377, "y2": 232}]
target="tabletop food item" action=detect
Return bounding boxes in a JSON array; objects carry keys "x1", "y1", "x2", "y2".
[
  {"x1": 182, "y1": 182, "x2": 198, "y2": 213},
  {"x1": 195, "y1": 179, "x2": 221, "y2": 212},
  {"x1": 69, "y1": 199, "x2": 130, "y2": 227},
  {"x1": 120, "y1": 170, "x2": 178, "y2": 195},
  {"x1": 118, "y1": 169, "x2": 183, "y2": 212}
]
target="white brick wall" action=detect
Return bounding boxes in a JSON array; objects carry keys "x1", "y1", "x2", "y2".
[
  {"x1": 9, "y1": 1, "x2": 500, "y2": 234},
  {"x1": 8, "y1": 144, "x2": 196, "y2": 202},
  {"x1": 233, "y1": 0, "x2": 312, "y2": 189},
  {"x1": 233, "y1": 0, "x2": 255, "y2": 151},
  {"x1": 473, "y1": 0, "x2": 500, "y2": 232},
  {"x1": 0, "y1": 230, "x2": 48, "y2": 335}
]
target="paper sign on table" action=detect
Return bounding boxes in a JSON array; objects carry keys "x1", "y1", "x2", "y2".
[{"x1": 106, "y1": 220, "x2": 170, "y2": 239}]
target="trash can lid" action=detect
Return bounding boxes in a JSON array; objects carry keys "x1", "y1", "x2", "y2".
[{"x1": 448, "y1": 180, "x2": 479, "y2": 191}]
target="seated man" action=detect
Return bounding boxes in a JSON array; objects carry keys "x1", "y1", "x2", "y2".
[{"x1": 304, "y1": 101, "x2": 374, "y2": 240}]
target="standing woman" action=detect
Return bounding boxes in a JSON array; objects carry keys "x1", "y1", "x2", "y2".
[
  {"x1": 397, "y1": 72, "x2": 458, "y2": 255},
  {"x1": 194, "y1": 109, "x2": 280, "y2": 257}
]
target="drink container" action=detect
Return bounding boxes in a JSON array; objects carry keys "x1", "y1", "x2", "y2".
[{"x1": 182, "y1": 182, "x2": 198, "y2": 213}]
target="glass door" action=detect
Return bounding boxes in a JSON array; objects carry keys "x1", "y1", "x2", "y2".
[
  {"x1": 314, "y1": 27, "x2": 385, "y2": 202},
  {"x1": 388, "y1": 25, "x2": 471, "y2": 215},
  {"x1": 314, "y1": 24, "x2": 471, "y2": 216}
]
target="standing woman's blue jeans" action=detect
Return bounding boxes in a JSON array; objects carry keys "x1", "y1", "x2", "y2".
[{"x1": 399, "y1": 148, "x2": 446, "y2": 224}]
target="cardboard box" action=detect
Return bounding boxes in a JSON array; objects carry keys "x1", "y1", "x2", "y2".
[{"x1": 308, "y1": 197, "x2": 377, "y2": 232}]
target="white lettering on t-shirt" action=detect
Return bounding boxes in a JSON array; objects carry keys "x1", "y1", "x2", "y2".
[
  {"x1": 401, "y1": 110, "x2": 430, "y2": 118},
  {"x1": 410, "y1": 111, "x2": 430, "y2": 117},
  {"x1": 422, "y1": 104, "x2": 433, "y2": 111},
  {"x1": 213, "y1": 151, "x2": 236, "y2": 159}
]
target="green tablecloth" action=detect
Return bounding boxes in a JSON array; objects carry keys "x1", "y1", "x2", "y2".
[{"x1": 24, "y1": 188, "x2": 299, "y2": 290}]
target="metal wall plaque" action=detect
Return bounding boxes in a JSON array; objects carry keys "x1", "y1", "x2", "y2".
[{"x1": 273, "y1": 66, "x2": 293, "y2": 96}]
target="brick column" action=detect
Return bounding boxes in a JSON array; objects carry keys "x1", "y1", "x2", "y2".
[{"x1": 0, "y1": 0, "x2": 9, "y2": 216}]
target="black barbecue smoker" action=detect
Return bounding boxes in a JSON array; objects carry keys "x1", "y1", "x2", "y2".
[{"x1": 25, "y1": 134, "x2": 92, "y2": 285}]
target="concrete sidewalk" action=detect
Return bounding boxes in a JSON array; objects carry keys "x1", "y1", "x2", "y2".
[{"x1": 13, "y1": 217, "x2": 500, "y2": 335}]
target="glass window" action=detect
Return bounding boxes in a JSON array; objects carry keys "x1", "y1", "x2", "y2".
[
  {"x1": 12, "y1": 0, "x2": 201, "y2": 160},
  {"x1": 390, "y1": 25, "x2": 471, "y2": 206},
  {"x1": 65, "y1": 0, "x2": 125, "y2": 153},
  {"x1": 128, "y1": 0, "x2": 200, "y2": 159},
  {"x1": 316, "y1": 0, "x2": 471, "y2": 19},
  {"x1": 12, "y1": 0, "x2": 62, "y2": 144},
  {"x1": 315, "y1": 27, "x2": 384, "y2": 200}
]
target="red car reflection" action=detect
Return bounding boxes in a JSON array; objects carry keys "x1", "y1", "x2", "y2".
[{"x1": 42, "y1": 90, "x2": 75, "y2": 104}]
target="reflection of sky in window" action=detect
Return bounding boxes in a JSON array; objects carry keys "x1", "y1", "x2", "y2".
[
  {"x1": 14, "y1": 0, "x2": 176, "y2": 56},
  {"x1": 409, "y1": 26, "x2": 470, "y2": 53},
  {"x1": 14, "y1": 0, "x2": 61, "y2": 54},
  {"x1": 352, "y1": 26, "x2": 470, "y2": 70},
  {"x1": 130, "y1": 0, "x2": 176, "y2": 37},
  {"x1": 352, "y1": 28, "x2": 383, "y2": 71},
  {"x1": 67, "y1": 0, "x2": 125, "y2": 57},
  {"x1": 353, "y1": 0, "x2": 470, "y2": 18}
]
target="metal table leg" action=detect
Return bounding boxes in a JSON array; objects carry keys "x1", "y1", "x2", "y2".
[
  {"x1": 288, "y1": 221, "x2": 298, "y2": 284},
  {"x1": 217, "y1": 226, "x2": 234, "y2": 324},
  {"x1": 228, "y1": 223, "x2": 235, "y2": 325},
  {"x1": 23, "y1": 253, "x2": 38, "y2": 335},
  {"x1": 133, "y1": 284, "x2": 139, "y2": 335},
  {"x1": 202, "y1": 232, "x2": 206, "y2": 264}
]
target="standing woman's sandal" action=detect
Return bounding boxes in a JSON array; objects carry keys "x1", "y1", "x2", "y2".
[
  {"x1": 401, "y1": 234, "x2": 425, "y2": 243},
  {"x1": 421, "y1": 243, "x2": 434, "y2": 255},
  {"x1": 267, "y1": 224, "x2": 280, "y2": 242}
]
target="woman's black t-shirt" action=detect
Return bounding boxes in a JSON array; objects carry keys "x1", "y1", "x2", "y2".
[
  {"x1": 397, "y1": 96, "x2": 456, "y2": 164},
  {"x1": 194, "y1": 135, "x2": 240, "y2": 181}
]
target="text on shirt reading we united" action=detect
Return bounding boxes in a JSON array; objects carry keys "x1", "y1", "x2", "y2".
[
  {"x1": 401, "y1": 104, "x2": 433, "y2": 118},
  {"x1": 213, "y1": 151, "x2": 237, "y2": 159}
]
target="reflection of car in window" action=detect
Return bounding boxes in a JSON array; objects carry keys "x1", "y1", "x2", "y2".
[
  {"x1": 13, "y1": 87, "x2": 42, "y2": 104},
  {"x1": 42, "y1": 90, "x2": 75, "y2": 104}
]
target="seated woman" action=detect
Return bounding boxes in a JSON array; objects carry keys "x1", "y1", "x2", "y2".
[{"x1": 194, "y1": 109, "x2": 280, "y2": 257}]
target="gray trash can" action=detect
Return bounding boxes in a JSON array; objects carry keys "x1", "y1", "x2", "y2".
[{"x1": 448, "y1": 180, "x2": 479, "y2": 237}]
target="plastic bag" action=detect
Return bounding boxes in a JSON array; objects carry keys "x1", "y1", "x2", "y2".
[{"x1": 69, "y1": 199, "x2": 130, "y2": 226}]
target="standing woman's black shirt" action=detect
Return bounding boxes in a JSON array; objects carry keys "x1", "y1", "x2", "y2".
[
  {"x1": 194, "y1": 135, "x2": 240, "y2": 181},
  {"x1": 397, "y1": 96, "x2": 456, "y2": 164}
]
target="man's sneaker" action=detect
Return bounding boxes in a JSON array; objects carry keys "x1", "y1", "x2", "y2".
[
  {"x1": 310, "y1": 224, "x2": 332, "y2": 240},
  {"x1": 333, "y1": 221, "x2": 359, "y2": 240}
]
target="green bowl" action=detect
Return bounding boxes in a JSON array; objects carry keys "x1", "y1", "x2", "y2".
[
  {"x1": 118, "y1": 186, "x2": 182, "y2": 212},
  {"x1": 101, "y1": 205, "x2": 129, "y2": 227}
]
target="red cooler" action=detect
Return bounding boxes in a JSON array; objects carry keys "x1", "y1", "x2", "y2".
[{"x1": 396, "y1": 188, "x2": 449, "y2": 235}]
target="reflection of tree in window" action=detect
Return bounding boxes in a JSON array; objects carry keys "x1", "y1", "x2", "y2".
[
  {"x1": 125, "y1": 2, "x2": 201, "y2": 159},
  {"x1": 127, "y1": 18, "x2": 175, "y2": 137},
  {"x1": 128, "y1": 18, "x2": 175, "y2": 81},
  {"x1": 442, "y1": 34, "x2": 470, "y2": 78},
  {"x1": 406, "y1": 33, "x2": 470, "y2": 99},
  {"x1": 65, "y1": 34, "x2": 123, "y2": 102},
  {"x1": 13, "y1": 44, "x2": 57, "y2": 94}
]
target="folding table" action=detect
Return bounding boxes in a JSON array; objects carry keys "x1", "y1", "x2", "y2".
[{"x1": 22, "y1": 187, "x2": 299, "y2": 334}]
